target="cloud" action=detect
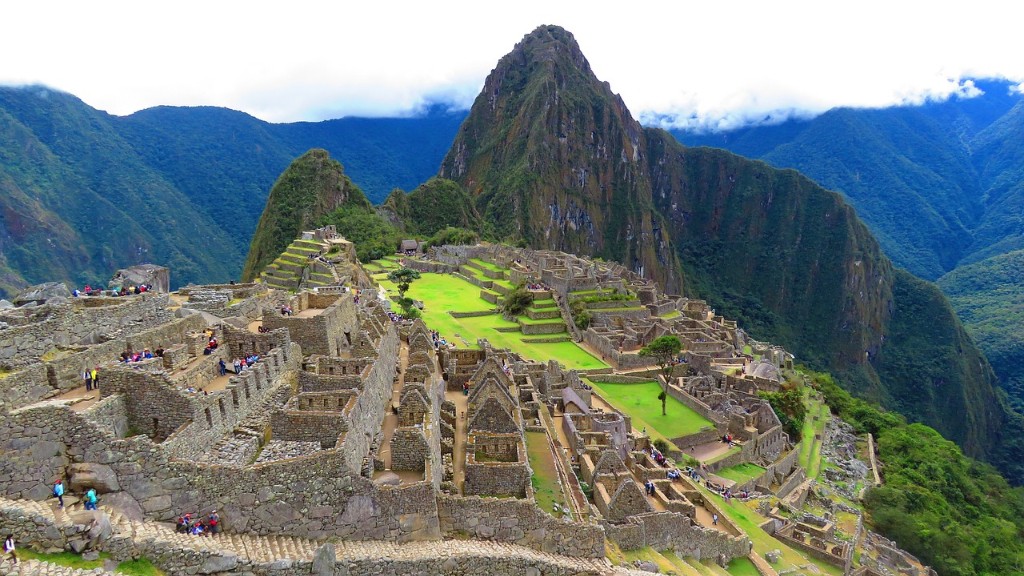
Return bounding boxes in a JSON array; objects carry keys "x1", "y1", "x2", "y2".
[{"x1": 1, "y1": 0, "x2": 1022, "y2": 129}]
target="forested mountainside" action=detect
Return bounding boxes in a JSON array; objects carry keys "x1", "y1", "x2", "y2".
[
  {"x1": 428, "y1": 24, "x2": 1024, "y2": 482},
  {"x1": 671, "y1": 81, "x2": 1024, "y2": 415},
  {"x1": 0, "y1": 87, "x2": 464, "y2": 292}
]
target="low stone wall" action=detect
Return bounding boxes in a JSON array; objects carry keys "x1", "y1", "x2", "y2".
[
  {"x1": 586, "y1": 374, "x2": 653, "y2": 385},
  {"x1": 520, "y1": 321, "x2": 567, "y2": 335},
  {"x1": 437, "y1": 495, "x2": 605, "y2": 558},
  {"x1": 450, "y1": 310, "x2": 495, "y2": 318}
]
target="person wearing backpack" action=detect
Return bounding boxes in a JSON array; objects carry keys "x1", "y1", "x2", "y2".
[{"x1": 53, "y1": 478, "x2": 65, "y2": 508}]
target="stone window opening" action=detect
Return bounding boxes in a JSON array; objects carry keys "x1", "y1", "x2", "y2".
[
  {"x1": 205, "y1": 407, "x2": 213, "y2": 427},
  {"x1": 218, "y1": 398, "x2": 227, "y2": 418}
]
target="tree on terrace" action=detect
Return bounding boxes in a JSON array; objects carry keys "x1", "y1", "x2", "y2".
[{"x1": 639, "y1": 335, "x2": 682, "y2": 416}]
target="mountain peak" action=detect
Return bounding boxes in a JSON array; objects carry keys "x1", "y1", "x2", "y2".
[{"x1": 505, "y1": 25, "x2": 590, "y2": 72}]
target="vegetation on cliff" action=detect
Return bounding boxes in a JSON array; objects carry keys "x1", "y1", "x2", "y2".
[
  {"x1": 814, "y1": 371, "x2": 1024, "y2": 576},
  {"x1": 939, "y1": 249, "x2": 1024, "y2": 412}
]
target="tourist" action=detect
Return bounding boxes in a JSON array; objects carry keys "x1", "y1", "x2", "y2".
[
  {"x1": 91, "y1": 366, "x2": 99, "y2": 389},
  {"x1": 83, "y1": 369, "x2": 93, "y2": 391},
  {"x1": 177, "y1": 514, "x2": 191, "y2": 534},
  {"x1": 84, "y1": 488, "x2": 98, "y2": 511},
  {"x1": 208, "y1": 510, "x2": 220, "y2": 534},
  {"x1": 143, "y1": 349, "x2": 153, "y2": 359},
  {"x1": 53, "y1": 478, "x2": 65, "y2": 508},
  {"x1": 218, "y1": 359, "x2": 227, "y2": 377},
  {"x1": 712, "y1": 513, "x2": 718, "y2": 525},
  {"x1": 3, "y1": 535, "x2": 15, "y2": 565},
  {"x1": 233, "y1": 359, "x2": 242, "y2": 374},
  {"x1": 667, "y1": 469, "x2": 681, "y2": 480}
]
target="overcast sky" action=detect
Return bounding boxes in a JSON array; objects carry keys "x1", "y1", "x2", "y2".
[{"x1": 4, "y1": 0, "x2": 1021, "y2": 131}]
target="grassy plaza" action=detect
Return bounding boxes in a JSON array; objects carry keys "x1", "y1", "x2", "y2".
[
  {"x1": 586, "y1": 379, "x2": 714, "y2": 439},
  {"x1": 373, "y1": 269, "x2": 607, "y2": 371}
]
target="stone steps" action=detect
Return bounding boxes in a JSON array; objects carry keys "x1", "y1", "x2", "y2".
[{"x1": 0, "y1": 496, "x2": 620, "y2": 574}]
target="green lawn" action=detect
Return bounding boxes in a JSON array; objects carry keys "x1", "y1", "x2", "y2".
[
  {"x1": 525, "y1": 431, "x2": 571, "y2": 518},
  {"x1": 724, "y1": 556, "x2": 760, "y2": 576},
  {"x1": 715, "y1": 462, "x2": 766, "y2": 484},
  {"x1": 377, "y1": 272, "x2": 606, "y2": 370},
  {"x1": 15, "y1": 550, "x2": 163, "y2": 575},
  {"x1": 586, "y1": 380, "x2": 713, "y2": 439}
]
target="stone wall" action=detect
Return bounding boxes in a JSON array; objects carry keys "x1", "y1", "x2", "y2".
[
  {"x1": 391, "y1": 427, "x2": 428, "y2": 472},
  {"x1": 437, "y1": 495, "x2": 605, "y2": 558},
  {"x1": 604, "y1": 511, "x2": 751, "y2": 561},
  {"x1": 334, "y1": 327, "x2": 399, "y2": 474},
  {"x1": 0, "y1": 397, "x2": 441, "y2": 542},
  {"x1": 262, "y1": 294, "x2": 357, "y2": 357}
]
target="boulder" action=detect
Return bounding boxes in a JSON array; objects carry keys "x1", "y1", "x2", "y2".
[
  {"x1": 69, "y1": 462, "x2": 121, "y2": 493},
  {"x1": 108, "y1": 264, "x2": 170, "y2": 293},
  {"x1": 312, "y1": 543, "x2": 336, "y2": 576},
  {"x1": 0, "y1": 299, "x2": 13, "y2": 309},
  {"x1": 14, "y1": 282, "x2": 71, "y2": 306},
  {"x1": 765, "y1": 549, "x2": 782, "y2": 564},
  {"x1": 198, "y1": 554, "x2": 239, "y2": 574}
]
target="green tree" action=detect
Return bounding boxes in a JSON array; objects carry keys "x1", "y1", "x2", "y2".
[
  {"x1": 387, "y1": 268, "x2": 421, "y2": 299},
  {"x1": 387, "y1": 268, "x2": 421, "y2": 316},
  {"x1": 639, "y1": 335, "x2": 682, "y2": 416},
  {"x1": 501, "y1": 283, "x2": 533, "y2": 319}
]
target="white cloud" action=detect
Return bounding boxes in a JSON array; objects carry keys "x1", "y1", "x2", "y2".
[{"x1": 2, "y1": 0, "x2": 1022, "y2": 129}]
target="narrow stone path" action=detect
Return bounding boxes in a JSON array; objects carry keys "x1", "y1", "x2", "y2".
[
  {"x1": 0, "y1": 497, "x2": 627, "y2": 575},
  {"x1": 375, "y1": 338, "x2": 409, "y2": 477}
]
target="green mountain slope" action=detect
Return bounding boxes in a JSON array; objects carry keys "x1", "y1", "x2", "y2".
[
  {"x1": 0, "y1": 86, "x2": 238, "y2": 288},
  {"x1": 241, "y1": 149, "x2": 371, "y2": 280},
  {"x1": 432, "y1": 24, "x2": 1021, "y2": 481},
  {"x1": 380, "y1": 177, "x2": 483, "y2": 237},
  {"x1": 939, "y1": 249, "x2": 1024, "y2": 412}
]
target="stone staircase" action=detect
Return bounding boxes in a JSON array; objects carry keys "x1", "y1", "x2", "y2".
[{"x1": 1, "y1": 497, "x2": 627, "y2": 575}]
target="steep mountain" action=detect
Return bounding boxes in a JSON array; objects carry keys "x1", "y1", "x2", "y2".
[
  {"x1": 439, "y1": 27, "x2": 683, "y2": 293},
  {"x1": 0, "y1": 87, "x2": 463, "y2": 294},
  {"x1": 670, "y1": 83, "x2": 1024, "y2": 417},
  {"x1": 434, "y1": 24, "x2": 1020, "y2": 480},
  {"x1": 241, "y1": 149, "x2": 372, "y2": 280},
  {"x1": 672, "y1": 81, "x2": 1023, "y2": 280}
]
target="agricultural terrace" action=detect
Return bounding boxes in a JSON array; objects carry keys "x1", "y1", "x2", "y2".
[
  {"x1": 584, "y1": 379, "x2": 713, "y2": 441},
  {"x1": 370, "y1": 266, "x2": 606, "y2": 371}
]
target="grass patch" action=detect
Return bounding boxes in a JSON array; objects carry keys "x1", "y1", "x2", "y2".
[
  {"x1": 715, "y1": 462, "x2": 766, "y2": 484},
  {"x1": 517, "y1": 315, "x2": 565, "y2": 326},
  {"x1": 724, "y1": 556, "x2": 760, "y2": 576},
  {"x1": 16, "y1": 549, "x2": 106, "y2": 570},
  {"x1": 659, "y1": 309, "x2": 681, "y2": 319},
  {"x1": 115, "y1": 558, "x2": 165, "y2": 576},
  {"x1": 376, "y1": 272, "x2": 606, "y2": 370},
  {"x1": 525, "y1": 431, "x2": 570, "y2": 518},
  {"x1": 586, "y1": 380, "x2": 713, "y2": 439}
]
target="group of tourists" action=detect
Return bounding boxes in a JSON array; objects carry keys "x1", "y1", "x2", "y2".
[
  {"x1": 231, "y1": 355, "x2": 260, "y2": 374},
  {"x1": 72, "y1": 284, "x2": 153, "y2": 298},
  {"x1": 82, "y1": 366, "x2": 100, "y2": 391},
  {"x1": 175, "y1": 511, "x2": 220, "y2": 536},
  {"x1": 280, "y1": 304, "x2": 293, "y2": 316},
  {"x1": 430, "y1": 330, "x2": 449, "y2": 349}
]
